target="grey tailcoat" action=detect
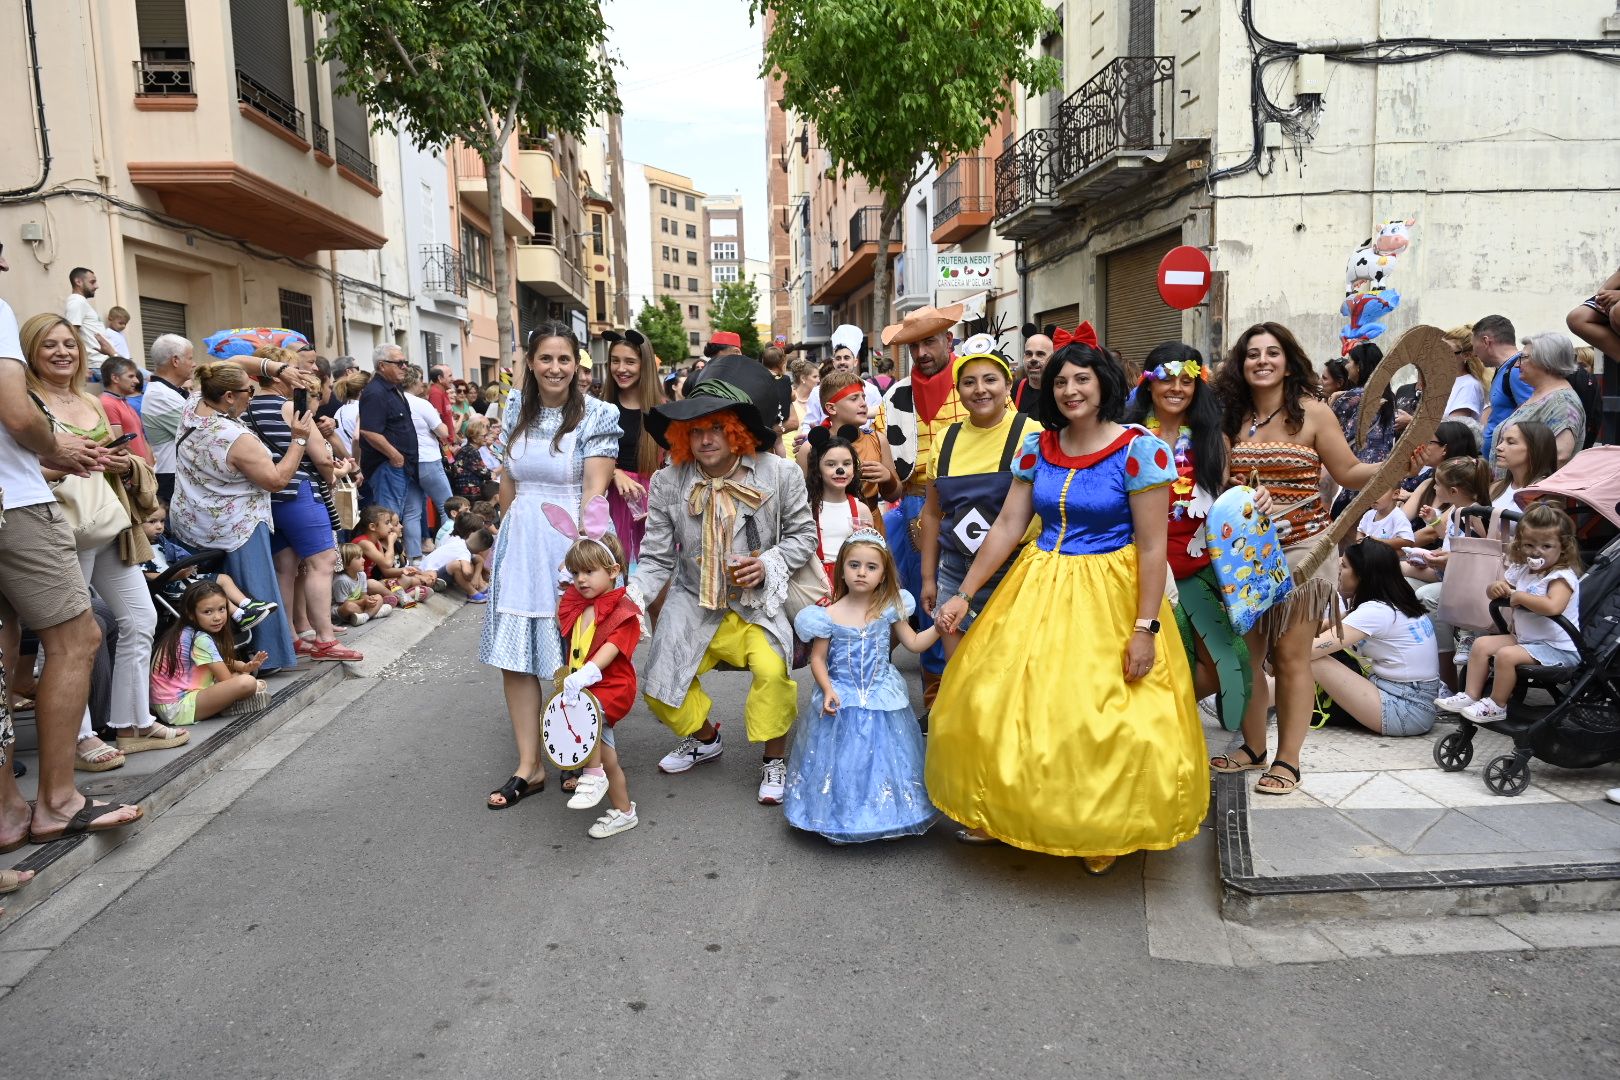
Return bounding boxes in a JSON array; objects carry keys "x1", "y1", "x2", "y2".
[{"x1": 629, "y1": 453, "x2": 817, "y2": 708}]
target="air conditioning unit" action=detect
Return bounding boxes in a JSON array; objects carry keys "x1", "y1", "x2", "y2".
[{"x1": 806, "y1": 304, "x2": 833, "y2": 339}]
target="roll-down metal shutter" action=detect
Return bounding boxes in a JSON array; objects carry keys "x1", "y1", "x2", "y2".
[
  {"x1": 139, "y1": 297, "x2": 187, "y2": 366},
  {"x1": 1035, "y1": 304, "x2": 1081, "y2": 338},
  {"x1": 1104, "y1": 232, "x2": 1182, "y2": 373},
  {"x1": 136, "y1": 0, "x2": 189, "y2": 48},
  {"x1": 230, "y1": 0, "x2": 296, "y2": 102}
]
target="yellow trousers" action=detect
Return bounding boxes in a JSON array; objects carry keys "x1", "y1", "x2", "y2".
[{"x1": 645, "y1": 611, "x2": 797, "y2": 742}]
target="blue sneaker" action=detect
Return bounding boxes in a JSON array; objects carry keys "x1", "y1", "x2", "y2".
[{"x1": 466, "y1": 591, "x2": 489, "y2": 604}]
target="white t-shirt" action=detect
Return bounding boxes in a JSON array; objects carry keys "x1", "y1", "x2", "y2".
[
  {"x1": 1343, "y1": 600, "x2": 1440, "y2": 681},
  {"x1": 0, "y1": 299, "x2": 53, "y2": 510},
  {"x1": 335, "y1": 401, "x2": 361, "y2": 453},
  {"x1": 1444, "y1": 374, "x2": 1485, "y2": 419},
  {"x1": 1504, "y1": 563, "x2": 1580, "y2": 652},
  {"x1": 63, "y1": 294, "x2": 109, "y2": 364},
  {"x1": 406, "y1": 394, "x2": 444, "y2": 460},
  {"x1": 420, "y1": 535, "x2": 471, "y2": 574},
  {"x1": 141, "y1": 378, "x2": 189, "y2": 475},
  {"x1": 1358, "y1": 506, "x2": 1414, "y2": 542},
  {"x1": 104, "y1": 328, "x2": 132, "y2": 360}
]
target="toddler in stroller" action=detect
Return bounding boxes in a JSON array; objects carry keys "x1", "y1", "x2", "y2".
[{"x1": 141, "y1": 505, "x2": 277, "y2": 635}]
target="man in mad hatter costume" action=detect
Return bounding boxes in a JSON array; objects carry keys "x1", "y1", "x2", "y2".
[
  {"x1": 879, "y1": 305, "x2": 972, "y2": 712},
  {"x1": 629, "y1": 355, "x2": 818, "y2": 805}
]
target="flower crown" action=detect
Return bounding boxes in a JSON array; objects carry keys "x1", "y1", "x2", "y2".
[
  {"x1": 842, "y1": 527, "x2": 888, "y2": 552},
  {"x1": 1140, "y1": 358, "x2": 1206, "y2": 384}
]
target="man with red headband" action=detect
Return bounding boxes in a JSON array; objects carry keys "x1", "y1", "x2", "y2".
[{"x1": 630, "y1": 355, "x2": 818, "y2": 805}]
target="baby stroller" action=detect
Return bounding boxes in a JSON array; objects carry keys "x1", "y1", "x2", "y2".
[{"x1": 1432, "y1": 527, "x2": 1620, "y2": 796}]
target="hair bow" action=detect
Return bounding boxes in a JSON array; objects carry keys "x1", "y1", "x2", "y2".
[
  {"x1": 1052, "y1": 321, "x2": 1099, "y2": 350},
  {"x1": 542, "y1": 496, "x2": 616, "y2": 568}
]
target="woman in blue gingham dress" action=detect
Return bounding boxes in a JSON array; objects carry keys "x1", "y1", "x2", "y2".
[{"x1": 479, "y1": 325, "x2": 620, "y2": 807}]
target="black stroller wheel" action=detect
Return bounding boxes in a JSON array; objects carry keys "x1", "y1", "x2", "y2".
[
  {"x1": 1433, "y1": 731, "x2": 1473, "y2": 772},
  {"x1": 1483, "y1": 754, "x2": 1531, "y2": 797}
]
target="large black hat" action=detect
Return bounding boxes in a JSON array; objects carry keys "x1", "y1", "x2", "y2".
[{"x1": 646, "y1": 354, "x2": 779, "y2": 451}]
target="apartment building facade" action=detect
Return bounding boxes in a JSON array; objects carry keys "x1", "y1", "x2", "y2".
[
  {"x1": 0, "y1": 0, "x2": 387, "y2": 362},
  {"x1": 995, "y1": 1, "x2": 1620, "y2": 369},
  {"x1": 646, "y1": 167, "x2": 709, "y2": 355},
  {"x1": 703, "y1": 194, "x2": 746, "y2": 294}
]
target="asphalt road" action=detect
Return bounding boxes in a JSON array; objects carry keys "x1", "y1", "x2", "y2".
[{"x1": 4, "y1": 608, "x2": 1619, "y2": 1079}]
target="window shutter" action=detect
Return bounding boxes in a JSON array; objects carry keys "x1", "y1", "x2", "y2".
[
  {"x1": 139, "y1": 296, "x2": 187, "y2": 363},
  {"x1": 229, "y1": 0, "x2": 295, "y2": 102},
  {"x1": 1104, "y1": 232, "x2": 1183, "y2": 373},
  {"x1": 136, "y1": 0, "x2": 189, "y2": 49}
]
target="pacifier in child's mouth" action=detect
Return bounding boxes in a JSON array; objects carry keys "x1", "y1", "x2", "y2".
[{"x1": 1525, "y1": 556, "x2": 1546, "y2": 570}]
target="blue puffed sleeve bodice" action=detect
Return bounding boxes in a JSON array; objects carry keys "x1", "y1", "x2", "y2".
[
  {"x1": 1032, "y1": 428, "x2": 1175, "y2": 557},
  {"x1": 795, "y1": 591, "x2": 915, "y2": 712}
]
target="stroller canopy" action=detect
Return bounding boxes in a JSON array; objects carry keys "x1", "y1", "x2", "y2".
[{"x1": 1518, "y1": 445, "x2": 1620, "y2": 531}]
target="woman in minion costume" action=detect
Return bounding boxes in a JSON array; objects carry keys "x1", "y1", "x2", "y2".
[
  {"x1": 918, "y1": 335, "x2": 1042, "y2": 658},
  {"x1": 929, "y1": 338, "x2": 1208, "y2": 872},
  {"x1": 1123, "y1": 343, "x2": 1251, "y2": 732}
]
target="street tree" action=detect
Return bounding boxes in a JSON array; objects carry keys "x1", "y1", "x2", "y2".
[
  {"x1": 635, "y1": 295, "x2": 689, "y2": 365},
  {"x1": 752, "y1": 0, "x2": 1058, "y2": 340},
  {"x1": 707, "y1": 279, "x2": 763, "y2": 357},
  {"x1": 301, "y1": 0, "x2": 618, "y2": 365}
]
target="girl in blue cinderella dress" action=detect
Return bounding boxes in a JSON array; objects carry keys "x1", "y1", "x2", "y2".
[{"x1": 787, "y1": 528, "x2": 941, "y2": 843}]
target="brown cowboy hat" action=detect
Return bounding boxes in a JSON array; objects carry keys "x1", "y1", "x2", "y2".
[{"x1": 881, "y1": 303, "x2": 965, "y2": 347}]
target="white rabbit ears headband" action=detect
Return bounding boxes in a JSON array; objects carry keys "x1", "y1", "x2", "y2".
[{"x1": 542, "y1": 496, "x2": 618, "y2": 564}]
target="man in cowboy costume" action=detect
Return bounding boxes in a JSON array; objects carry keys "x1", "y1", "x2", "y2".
[
  {"x1": 630, "y1": 355, "x2": 818, "y2": 804},
  {"x1": 880, "y1": 304, "x2": 972, "y2": 711}
]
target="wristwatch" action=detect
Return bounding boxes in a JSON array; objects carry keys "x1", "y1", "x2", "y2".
[
  {"x1": 1134, "y1": 618, "x2": 1161, "y2": 635},
  {"x1": 293, "y1": 437, "x2": 309, "y2": 446}
]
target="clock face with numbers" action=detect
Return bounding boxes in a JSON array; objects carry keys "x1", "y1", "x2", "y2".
[{"x1": 542, "y1": 690, "x2": 603, "y2": 770}]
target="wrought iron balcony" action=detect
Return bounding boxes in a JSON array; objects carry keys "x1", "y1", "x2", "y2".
[
  {"x1": 993, "y1": 128, "x2": 1060, "y2": 239},
  {"x1": 849, "y1": 206, "x2": 896, "y2": 251},
  {"x1": 932, "y1": 156, "x2": 995, "y2": 243},
  {"x1": 135, "y1": 58, "x2": 194, "y2": 96},
  {"x1": 421, "y1": 244, "x2": 466, "y2": 297},
  {"x1": 312, "y1": 123, "x2": 329, "y2": 157},
  {"x1": 237, "y1": 69, "x2": 305, "y2": 141},
  {"x1": 1050, "y1": 56, "x2": 1176, "y2": 198},
  {"x1": 336, "y1": 135, "x2": 376, "y2": 185}
]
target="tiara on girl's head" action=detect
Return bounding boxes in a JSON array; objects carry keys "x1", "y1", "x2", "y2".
[{"x1": 844, "y1": 527, "x2": 888, "y2": 551}]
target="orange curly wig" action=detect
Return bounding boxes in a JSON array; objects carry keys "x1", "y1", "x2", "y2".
[{"x1": 664, "y1": 410, "x2": 759, "y2": 465}]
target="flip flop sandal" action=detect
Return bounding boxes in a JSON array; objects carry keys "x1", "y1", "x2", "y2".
[
  {"x1": 0, "y1": 836, "x2": 28, "y2": 855},
  {"x1": 1255, "y1": 760, "x2": 1301, "y2": 796},
  {"x1": 0, "y1": 868, "x2": 33, "y2": 895},
  {"x1": 487, "y1": 774, "x2": 544, "y2": 809},
  {"x1": 1210, "y1": 744, "x2": 1268, "y2": 774},
  {"x1": 28, "y1": 799, "x2": 143, "y2": 843}
]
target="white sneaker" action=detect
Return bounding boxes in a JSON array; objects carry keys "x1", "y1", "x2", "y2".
[
  {"x1": 566, "y1": 772, "x2": 609, "y2": 810},
  {"x1": 372, "y1": 603, "x2": 393, "y2": 619},
  {"x1": 658, "y1": 733, "x2": 723, "y2": 774},
  {"x1": 1462, "y1": 698, "x2": 1507, "y2": 723},
  {"x1": 1434, "y1": 691, "x2": 1476, "y2": 714},
  {"x1": 757, "y1": 758, "x2": 786, "y2": 805},
  {"x1": 587, "y1": 804, "x2": 638, "y2": 838},
  {"x1": 1606, "y1": 788, "x2": 1620, "y2": 806},
  {"x1": 348, "y1": 611, "x2": 371, "y2": 626}
]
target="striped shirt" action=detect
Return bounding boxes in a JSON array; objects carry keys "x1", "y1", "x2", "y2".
[{"x1": 245, "y1": 394, "x2": 316, "y2": 501}]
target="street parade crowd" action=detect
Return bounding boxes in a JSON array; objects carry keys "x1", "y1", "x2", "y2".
[{"x1": 1, "y1": 251, "x2": 1617, "y2": 913}]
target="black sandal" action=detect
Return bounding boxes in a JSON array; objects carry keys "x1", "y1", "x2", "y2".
[
  {"x1": 1255, "y1": 760, "x2": 1301, "y2": 796},
  {"x1": 1210, "y1": 744, "x2": 1267, "y2": 773},
  {"x1": 487, "y1": 774, "x2": 543, "y2": 809},
  {"x1": 559, "y1": 769, "x2": 582, "y2": 794}
]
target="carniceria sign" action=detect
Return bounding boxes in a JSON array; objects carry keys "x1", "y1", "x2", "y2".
[{"x1": 935, "y1": 253, "x2": 994, "y2": 289}]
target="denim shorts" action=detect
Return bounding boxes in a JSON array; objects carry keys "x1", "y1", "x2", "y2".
[
  {"x1": 600, "y1": 723, "x2": 616, "y2": 749},
  {"x1": 270, "y1": 480, "x2": 336, "y2": 560},
  {"x1": 1523, "y1": 641, "x2": 1581, "y2": 668},
  {"x1": 1370, "y1": 673, "x2": 1442, "y2": 737}
]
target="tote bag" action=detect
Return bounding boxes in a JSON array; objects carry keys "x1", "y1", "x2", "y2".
[
  {"x1": 1437, "y1": 510, "x2": 1509, "y2": 631},
  {"x1": 53, "y1": 472, "x2": 130, "y2": 552}
]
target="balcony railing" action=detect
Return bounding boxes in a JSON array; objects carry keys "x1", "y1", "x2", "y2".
[
  {"x1": 1050, "y1": 55, "x2": 1176, "y2": 190},
  {"x1": 336, "y1": 135, "x2": 376, "y2": 185},
  {"x1": 237, "y1": 69, "x2": 305, "y2": 140},
  {"x1": 932, "y1": 156, "x2": 994, "y2": 231},
  {"x1": 135, "y1": 58, "x2": 194, "y2": 96},
  {"x1": 994, "y1": 127, "x2": 1058, "y2": 220},
  {"x1": 421, "y1": 244, "x2": 466, "y2": 296},
  {"x1": 312, "y1": 122, "x2": 329, "y2": 156},
  {"x1": 849, "y1": 206, "x2": 896, "y2": 250}
]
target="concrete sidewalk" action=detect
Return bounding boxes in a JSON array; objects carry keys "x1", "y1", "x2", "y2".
[
  {"x1": 1214, "y1": 716, "x2": 1620, "y2": 920},
  {"x1": 1, "y1": 591, "x2": 469, "y2": 927}
]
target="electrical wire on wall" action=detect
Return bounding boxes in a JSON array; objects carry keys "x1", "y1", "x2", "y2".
[
  {"x1": 1207, "y1": 0, "x2": 1620, "y2": 191},
  {"x1": 3, "y1": 0, "x2": 51, "y2": 198}
]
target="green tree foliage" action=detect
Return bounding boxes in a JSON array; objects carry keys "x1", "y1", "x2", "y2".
[
  {"x1": 636, "y1": 295, "x2": 689, "y2": 365},
  {"x1": 752, "y1": 0, "x2": 1058, "y2": 336},
  {"x1": 707, "y1": 279, "x2": 763, "y2": 357},
  {"x1": 300, "y1": 0, "x2": 619, "y2": 365}
]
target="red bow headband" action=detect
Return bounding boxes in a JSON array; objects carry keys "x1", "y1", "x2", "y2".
[{"x1": 1052, "y1": 321, "x2": 1099, "y2": 350}]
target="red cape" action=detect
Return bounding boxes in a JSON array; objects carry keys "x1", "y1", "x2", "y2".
[{"x1": 556, "y1": 586, "x2": 641, "y2": 724}]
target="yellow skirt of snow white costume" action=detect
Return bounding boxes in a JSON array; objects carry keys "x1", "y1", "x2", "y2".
[{"x1": 924, "y1": 541, "x2": 1208, "y2": 857}]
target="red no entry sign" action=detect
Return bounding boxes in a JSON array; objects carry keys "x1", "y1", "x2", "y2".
[{"x1": 1157, "y1": 246, "x2": 1212, "y2": 310}]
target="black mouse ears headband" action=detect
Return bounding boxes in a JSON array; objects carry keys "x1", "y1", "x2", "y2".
[
  {"x1": 601, "y1": 328, "x2": 647, "y2": 347},
  {"x1": 1020, "y1": 322, "x2": 1059, "y2": 339}
]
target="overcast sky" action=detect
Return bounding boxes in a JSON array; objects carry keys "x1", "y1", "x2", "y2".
[{"x1": 605, "y1": 0, "x2": 768, "y2": 256}]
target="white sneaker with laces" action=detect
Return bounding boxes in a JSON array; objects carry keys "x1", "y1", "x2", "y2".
[
  {"x1": 566, "y1": 772, "x2": 609, "y2": 810},
  {"x1": 1462, "y1": 698, "x2": 1507, "y2": 723},
  {"x1": 658, "y1": 733, "x2": 723, "y2": 774},
  {"x1": 758, "y1": 758, "x2": 786, "y2": 805},
  {"x1": 588, "y1": 804, "x2": 638, "y2": 838},
  {"x1": 1434, "y1": 691, "x2": 1476, "y2": 714}
]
